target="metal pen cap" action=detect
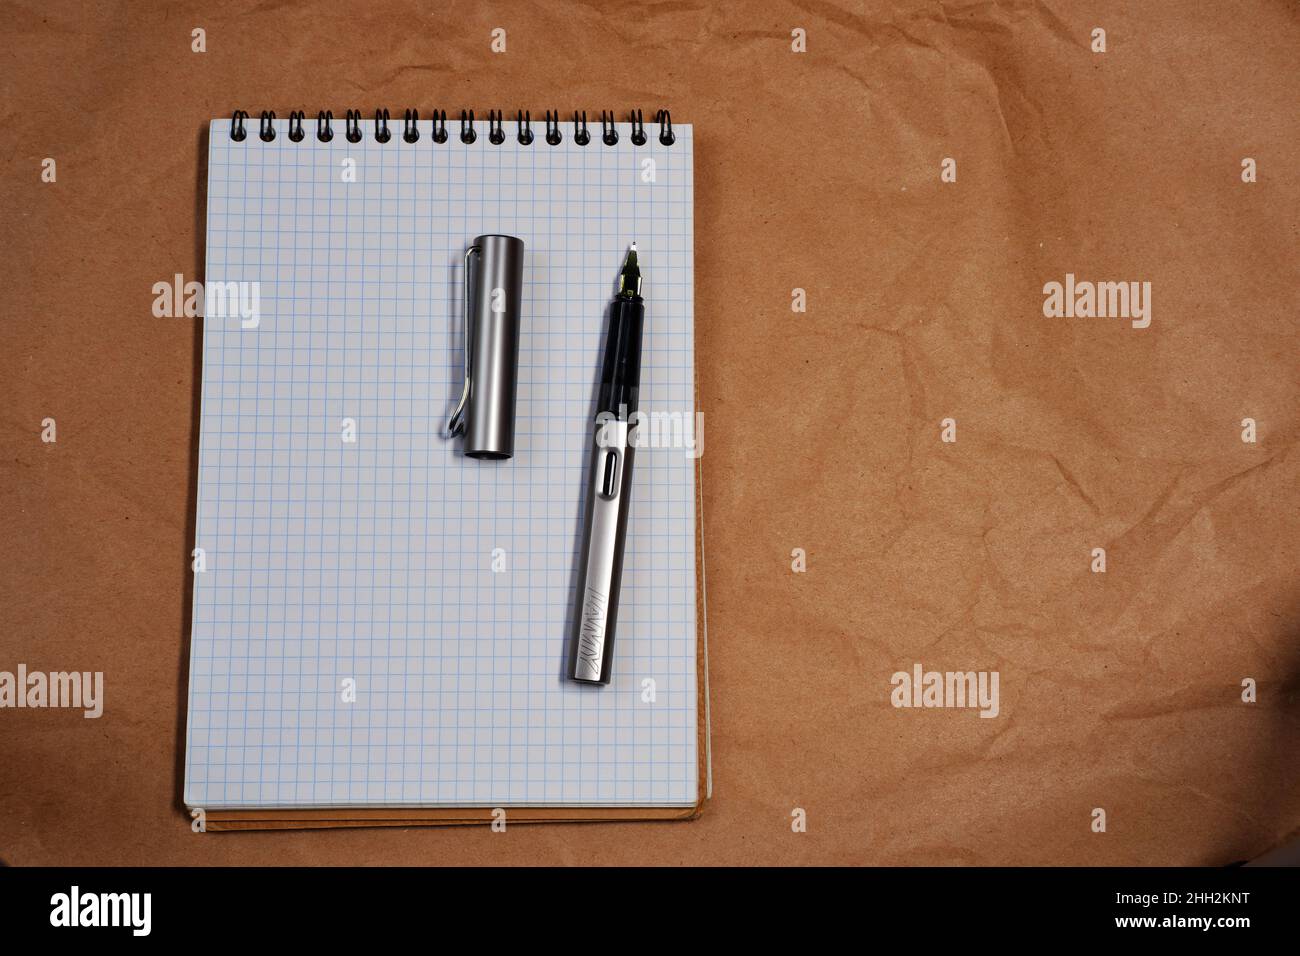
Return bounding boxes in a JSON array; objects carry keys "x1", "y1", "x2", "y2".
[{"x1": 448, "y1": 234, "x2": 525, "y2": 459}]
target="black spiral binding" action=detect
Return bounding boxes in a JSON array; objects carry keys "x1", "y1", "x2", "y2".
[
  {"x1": 656, "y1": 109, "x2": 675, "y2": 146},
  {"x1": 229, "y1": 109, "x2": 679, "y2": 147}
]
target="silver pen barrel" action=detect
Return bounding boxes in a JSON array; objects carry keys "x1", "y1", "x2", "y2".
[{"x1": 569, "y1": 419, "x2": 635, "y2": 683}]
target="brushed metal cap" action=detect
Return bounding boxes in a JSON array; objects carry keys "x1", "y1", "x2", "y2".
[{"x1": 447, "y1": 234, "x2": 525, "y2": 460}]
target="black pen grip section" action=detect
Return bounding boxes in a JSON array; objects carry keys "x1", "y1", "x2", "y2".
[{"x1": 597, "y1": 296, "x2": 644, "y2": 417}]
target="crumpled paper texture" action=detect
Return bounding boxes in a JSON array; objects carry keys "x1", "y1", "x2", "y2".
[{"x1": 1, "y1": 0, "x2": 1296, "y2": 864}]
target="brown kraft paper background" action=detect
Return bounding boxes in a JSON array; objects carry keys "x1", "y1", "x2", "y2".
[{"x1": 1, "y1": 0, "x2": 1297, "y2": 864}]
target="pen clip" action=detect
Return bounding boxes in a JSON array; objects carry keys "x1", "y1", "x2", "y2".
[{"x1": 447, "y1": 244, "x2": 480, "y2": 437}]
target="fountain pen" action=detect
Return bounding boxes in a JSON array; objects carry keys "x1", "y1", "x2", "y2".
[{"x1": 568, "y1": 244, "x2": 645, "y2": 684}]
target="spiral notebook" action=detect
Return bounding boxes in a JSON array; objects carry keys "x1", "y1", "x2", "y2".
[{"x1": 183, "y1": 109, "x2": 707, "y2": 830}]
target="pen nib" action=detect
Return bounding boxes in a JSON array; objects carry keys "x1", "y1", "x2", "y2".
[{"x1": 618, "y1": 242, "x2": 642, "y2": 297}]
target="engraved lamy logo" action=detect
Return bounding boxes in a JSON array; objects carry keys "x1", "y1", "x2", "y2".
[{"x1": 577, "y1": 587, "x2": 608, "y2": 676}]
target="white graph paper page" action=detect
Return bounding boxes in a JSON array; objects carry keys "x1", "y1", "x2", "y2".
[{"x1": 184, "y1": 117, "x2": 697, "y2": 809}]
